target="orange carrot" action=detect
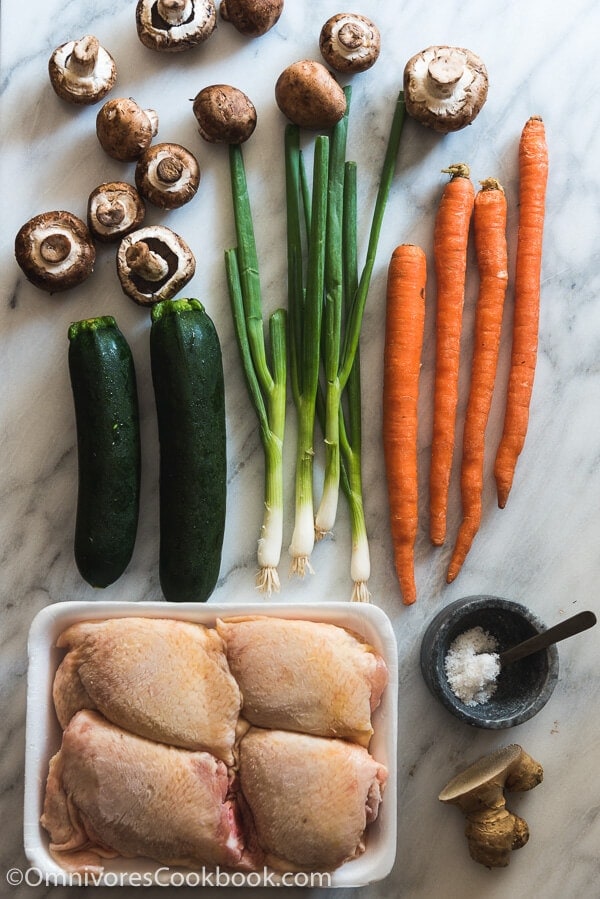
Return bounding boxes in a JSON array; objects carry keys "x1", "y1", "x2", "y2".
[
  {"x1": 447, "y1": 179, "x2": 509, "y2": 583},
  {"x1": 429, "y1": 164, "x2": 475, "y2": 545},
  {"x1": 494, "y1": 116, "x2": 548, "y2": 508},
  {"x1": 383, "y1": 244, "x2": 426, "y2": 605}
]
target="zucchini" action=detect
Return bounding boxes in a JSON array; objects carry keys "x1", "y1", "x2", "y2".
[
  {"x1": 68, "y1": 316, "x2": 141, "y2": 588},
  {"x1": 150, "y1": 298, "x2": 226, "y2": 602}
]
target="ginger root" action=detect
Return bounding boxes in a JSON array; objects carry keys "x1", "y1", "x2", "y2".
[{"x1": 438, "y1": 743, "x2": 543, "y2": 867}]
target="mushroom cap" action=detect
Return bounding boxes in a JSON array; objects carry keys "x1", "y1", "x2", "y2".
[
  {"x1": 48, "y1": 35, "x2": 117, "y2": 105},
  {"x1": 136, "y1": 0, "x2": 217, "y2": 52},
  {"x1": 219, "y1": 0, "x2": 284, "y2": 37},
  {"x1": 87, "y1": 182, "x2": 146, "y2": 242},
  {"x1": 192, "y1": 85, "x2": 257, "y2": 144},
  {"x1": 275, "y1": 60, "x2": 346, "y2": 130},
  {"x1": 96, "y1": 98, "x2": 158, "y2": 161},
  {"x1": 117, "y1": 225, "x2": 196, "y2": 306},
  {"x1": 135, "y1": 143, "x2": 201, "y2": 208},
  {"x1": 15, "y1": 211, "x2": 96, "y2": 293},
  {"x1": 403, "y1": 45, "x2": 488, "y2": 133},
  {"x1": 319, "y1": 13, "x2": 380, "y2": 74}
]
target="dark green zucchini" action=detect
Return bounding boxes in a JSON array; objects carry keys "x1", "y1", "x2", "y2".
[
  {"x1": 150, "y1": 298, "x2": 226, "y2": 602},
  {"x1": 68, "y1": 316, "x2": 141, "y2": 588}
]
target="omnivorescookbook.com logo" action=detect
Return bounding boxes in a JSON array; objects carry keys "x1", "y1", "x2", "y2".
[{"x1": 6, "y1": 866, "x2": 333, "y2": 889}]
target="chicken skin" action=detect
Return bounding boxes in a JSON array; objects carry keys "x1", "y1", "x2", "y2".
[
  {"x1": 41, "y1": 710, "x2": 258, "y2": 874},
  {"x1": 53, "y1": 618, "x2": 241, "y2": 763},
  {"x1": 216, "y1": 616, "x2": 388, "y2": 746},
  {"x1": 237, "y1": 727, "x2": 387, "y2": 871}
]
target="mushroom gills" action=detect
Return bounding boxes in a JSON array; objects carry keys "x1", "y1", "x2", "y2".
[{"x1": 117, "y1": 226, "x2": 196, "y2": 305}]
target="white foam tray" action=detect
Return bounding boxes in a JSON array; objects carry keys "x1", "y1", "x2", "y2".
[{"x1": 25, "y1": 600, "x2": 398, "y2": 888}]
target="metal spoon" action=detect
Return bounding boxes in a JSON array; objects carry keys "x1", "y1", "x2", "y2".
[{"x1": 498, "y1": 610, "x2": 597, "y2": 667}]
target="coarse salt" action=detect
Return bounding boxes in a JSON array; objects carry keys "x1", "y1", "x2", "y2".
[{"x1": 444, "y1": 626, "x2": 501, "y2": 706}]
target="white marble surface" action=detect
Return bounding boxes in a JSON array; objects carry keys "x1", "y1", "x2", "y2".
[{"x1": 1, "y1": 0, "x2": 600, "y2": 896}]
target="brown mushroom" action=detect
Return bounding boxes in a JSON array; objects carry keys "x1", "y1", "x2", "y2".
[
  {"x1": 96, "y1": 98, "x2": 159, "y2": 161},
  {"x1": 135, "y1": 0, "x2": 217, "y2": 52},
  {"x1": 275, "y1": 60, "x2": 346, "y2": 130},
  {"x1": 87, "y1": 182, "x2": 146, "y2": 242},
  {"x1": 192, "y1": 85, "x2": 257, "y2": 144},
  {"x1": 219, "y1": 0, "x2": 283, "y2": 37},
  {"x1": 439, "y1": 744, "x2": 543, "y2": 868},
  {"x1": 48, "y1": 35, "x2": 117, "y2": 105},
  {"x1": 15, "y1": 211, "x2": 96, "y2": 293},
  {"x1": 117, "y1": 225, "x2": 195, "y2": 306},
  {"x1": 403, "y1": 45, "x2": 488, "y2": 133},
  {"x1": 135, "y1": 143, "x2": 200, "y2": 209},
  {"x1": 319, "y1": 13, "x2": 380, "y2": 74}
]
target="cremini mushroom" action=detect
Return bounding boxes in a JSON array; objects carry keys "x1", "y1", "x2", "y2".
[
  {"x1": 87, "y1": 182, "x2": 146, "y2": 242},
  {"x1": 48, "y1": 35, "x2": 117, "y2": 105},
  {"x1": 14, "y1": 211, "x2": 96, "y2": 293},
  {"x1": 439, "y1": 744, "x2": 543, "y2": 868},
  {"x1": 135, "y1": 0, "x2": 217, "y2": 52},
  {"x1": 403, "y1": 45, "x2": 488, "y2": 133},
  {"x1": 135, "y1": 143, "x2": 200, "y2": 209},
  {"x1": 192, "y1": 85, "x2": 257, "y2": 144},
  {"x1": 117, "y1": 225, "x2": 195, "y2": 306},
  {"x1": 96, "y1": 98, "x2": 159, "y2": 161},
  {"x1": 219, "y1": 0, "x2": 284, "y2": 37},
  {"x1": 319, "y1": 13, "x2": 380, "y2": 74},
  {"x1": 275, "y1": 60, "x2": 346, "y2": 130}
]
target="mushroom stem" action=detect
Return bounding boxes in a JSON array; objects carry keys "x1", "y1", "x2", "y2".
[
  {"x1": 337, "y1": 22, "x2": 364, "y2": 51},
  {"x1": 157, "y1": 0, "x2": 193, "y2": 25},
  {"x1": 125, "y1": 241, "x2": 169, "y2": 281},
  {"x1": 40, "y1": 233, "x2": 72, "y2": 264},
  {"x1": 427, "y1": 49, "x2": 467, "y2": 98},
  {"x1": 67, "y1": 35, "x2": 100, "y2": 77},
  {"x1": 156, "y1": 155, "x2": 184, "y2": 184},
  {"x1": 96, "y1": 201, "x2": 126, "y2": 227}
]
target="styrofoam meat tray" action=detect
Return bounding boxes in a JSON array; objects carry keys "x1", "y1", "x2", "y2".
[{"x1": 25, "y1": 600, "x2": 398, "y2": 888}]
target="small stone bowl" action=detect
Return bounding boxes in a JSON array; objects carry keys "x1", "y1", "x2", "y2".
[{"x1": 420, "y1": 595, "x2": 559, "y2": 728}]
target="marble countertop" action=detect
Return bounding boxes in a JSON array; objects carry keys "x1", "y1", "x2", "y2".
[{"x1": 1, "y1": 0, "x2": 599, "y2": 896}]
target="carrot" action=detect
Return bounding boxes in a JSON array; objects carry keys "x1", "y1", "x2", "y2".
[
  {"x1": 447, "y1": 178, "x2": 509, "y2": 583},
  {"x1": 383, "y1": 244, "x2": 427, "y2": 605},
  {"x1": 494, "y1": 116, "x2": 548, "y2": 508},
  {"x1": 429, "y1": 163, "x2": 475, "y2": 545}
]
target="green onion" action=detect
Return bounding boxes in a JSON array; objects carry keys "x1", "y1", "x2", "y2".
[
  {"x1": 339, "y1": 160, "x2": 371, "y2": 601},
  {"x1": 315, "y1": 86, "x2": 351, "y2": 540},
  {"x1": 316, "y1": 90, "x2": 406, "y2": 548},
  {"x1": 225, "y1": 144, "x2": 287, "y2": 595},
  {"x1": 286, "y1": 127, "x2": 330, "y2": 575}
]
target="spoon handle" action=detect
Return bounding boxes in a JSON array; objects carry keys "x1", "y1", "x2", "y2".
[{"x1": 499, "y1": 610, "x2": 597, "y2": 667}]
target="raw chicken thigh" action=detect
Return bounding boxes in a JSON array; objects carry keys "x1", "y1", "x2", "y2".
[
  {"x1": 216, "y1": 616, "x2": 388, "y2": 745},
  {"x1": 41, "y1": 710, "x2": 257, "y2": 874},
  {"x1": 238, "y1": 727, "x2": 387, "y2": 871},
  {"x1": 53, "y1": 617, "x2": 241, "y2": 763}
]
